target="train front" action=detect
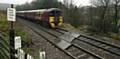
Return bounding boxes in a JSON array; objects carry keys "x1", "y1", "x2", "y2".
[{"x1": 49, "y1": 8, "x2": 63, "y2": 28}]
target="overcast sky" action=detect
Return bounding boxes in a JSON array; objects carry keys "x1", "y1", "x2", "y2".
[{"x1": 0, "y1": 0, "x2": 91, "y2": 6}]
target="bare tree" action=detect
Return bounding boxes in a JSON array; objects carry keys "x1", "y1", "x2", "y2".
[
  {"x1": 90, "y1": 0, "x2": 111, "y2": 32},
  {"x1": 112, "y1": 0, "x2": 120, "y2": 33}
]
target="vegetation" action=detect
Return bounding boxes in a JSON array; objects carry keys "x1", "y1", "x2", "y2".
[
  {"x1": 16, "y1": 0, "x2": 61, "y2": 10},
  {"x1": 0, "y1": 11, "x2": 29, "y2": 59},
  {"x1": 87, "y1": 0, "x2": 120, "y2": 39},
  {"x1": 0, "y1": 11, "x2": 9, "y2": 41},
  {"x1": 63, "y1": 0, "x2": 120, "y2": 39},
  {"x1": 0, "y1": 11, "x2": 28, "y2": 42}
]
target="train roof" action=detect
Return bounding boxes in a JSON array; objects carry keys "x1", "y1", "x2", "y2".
[{"x1": 17, "y1": 8, "x2": 61, "y2": 13}]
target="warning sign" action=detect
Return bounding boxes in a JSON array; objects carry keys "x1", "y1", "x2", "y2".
[
  {"x1": 15, "y1": 36, "x2": 21, "y2": 49},
  {"x1": 7, "y1": 8, "x2": 16, "y2": 21}
]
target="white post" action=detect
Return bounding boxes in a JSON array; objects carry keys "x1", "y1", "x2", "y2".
[
  {"x1": 27, "y1": 54, "x2": 34, "y2": 59},
  {"x1": 17, "y1": 49, "x2": 25, "y2": 59},
  {"x1": 39, "y1": 51, "x2": 45, "y2": 59}
]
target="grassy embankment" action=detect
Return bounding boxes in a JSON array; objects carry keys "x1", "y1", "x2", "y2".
[
  {"x1": 62, "y1": 23, "x2": 120, "y2": 40},
  {"x1": 0, "y1": 11, "x2": 28, "y2": 41},
  {"x1": 0, "y1": 11, "x2": 30, "y2": 58},
  {"x1": 0, "y1": 11, "x2": 28, "y2": 44}
]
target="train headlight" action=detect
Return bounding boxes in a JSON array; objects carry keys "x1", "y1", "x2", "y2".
[
  {"x1": 49, "y1": 17, "x2": 55, "y2": 28},
  {"x1": 49, "y1": 17, "x2": 54, "y2": 23},
  {"x1": 58, "y1": 16, "x2": 63, "y2": 26},
  {"x1": 50, "y1": 23, "x2": 55, "y2": 28}
]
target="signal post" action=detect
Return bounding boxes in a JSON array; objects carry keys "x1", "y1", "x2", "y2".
[{"x1": 8, "y1": 4, "x2": 16, "y2": 59}]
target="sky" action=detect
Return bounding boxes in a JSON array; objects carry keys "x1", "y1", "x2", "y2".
[
  {"x1": 0, "y1": 0, "x2": 91, "y2": 6},
  {"x1": 60, "y1": 0, "x2": 91, "y2": 6},
  {"x1": 74, "y1": 0, "x2": 91, "y2": 6},
  {"x1": 0, "y1": 0, "x2": 33, "y2": 4}
]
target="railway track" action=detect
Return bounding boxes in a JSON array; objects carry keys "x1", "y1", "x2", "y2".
[
  {"x1": 31, "y1": 27, "x2": 102, "y2": 59},
  {"x1": 36, "y1": 27, "x2": 120, "y2": 59},
  {"x1": 56, "y1": 28, "x2": 120, "y2": 59},
  {"x1": 18, "y1": 18, "x2": 120, "y2": 59},
  {"x1": 18, "y1": 18, "x2": 102, "y2": 59},
  {"x1": 78, "y1": 36, "x2": 120, "y2": 56}
]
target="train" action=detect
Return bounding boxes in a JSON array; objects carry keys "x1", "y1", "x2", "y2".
[{"x1": 17, "y1": 8, "x2": 63, "y2": 28}]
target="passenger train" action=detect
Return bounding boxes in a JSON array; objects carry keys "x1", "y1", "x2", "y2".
[{"x1": 17, "y1": 8, "x2": 63, "y2": 28}]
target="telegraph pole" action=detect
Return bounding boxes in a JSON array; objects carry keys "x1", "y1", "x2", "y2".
[{"x1": 9, "y1": 4, "x2": 16, "y2": 59}]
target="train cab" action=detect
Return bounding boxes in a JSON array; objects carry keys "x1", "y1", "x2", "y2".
[{"x1": 48, "y1": 8, "x2": 63, "y2": 28}]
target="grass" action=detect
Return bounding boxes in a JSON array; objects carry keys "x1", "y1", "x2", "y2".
[
  {"x1": 108, "y1": 32, "x2": 120, "y2": 40},
  {"x1": 0, "y1": 10, "x2": 29, "y2": 43},
  {"x1": 80, "y1": 26, "x2": 120, "y2": 40},
  {"x1": 62, "y1": 23, "x2": 120, "y2": 40},
  {"x1": 0, "y1": 11, "x2": 9, "y2": 41},
  {"x1": 15, "y1": 23, "x2": 29, "y2": 43},
  {"x1": 0, "y1": 11, "x2": 30, "y2": 58},
  {"x1": 0, "y1": 11, "x2": 9, "y2": 59}
]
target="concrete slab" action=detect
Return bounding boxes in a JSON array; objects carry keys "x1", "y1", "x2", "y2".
[
  {"x1": 70, "y1": 33, "x2": 80, "y2": 38},
  {"x1": 57, "y1": 40, "x2": 71, "y2": 49},
  {"x1": 57, "y1": 32, "x2": 80, "y2": 49},
  {"x1": 59, "y1": 32, "x2": 80, "y2": 42},
  {"x1": 59, "y1": 34, "x2": 75, "y2": 42}
]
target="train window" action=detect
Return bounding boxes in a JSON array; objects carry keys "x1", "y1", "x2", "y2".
[{"x1": 49, "y1": 11, "x2": 61, "y2": 16}]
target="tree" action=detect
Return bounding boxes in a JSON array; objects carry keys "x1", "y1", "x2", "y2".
[
  {"x1": 16, "y1": 0, "x2": 61, "y2": 10},
  {"x1": 89, "y1": 0, "x2": 111, "y2": 32},
  {"x1": 112, "y1": 0, "x2": 120, "y2": 33},
  {"x1": 62, "y1": 0, "x2": 81, "y2": 27},
  {"x1": 35, "y1": 0, "x2": 60, "y2": 9}
]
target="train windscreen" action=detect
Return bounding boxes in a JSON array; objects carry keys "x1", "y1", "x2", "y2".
[{"x1": 49, "y1": 10, "x2": 61, "y2": 16}]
